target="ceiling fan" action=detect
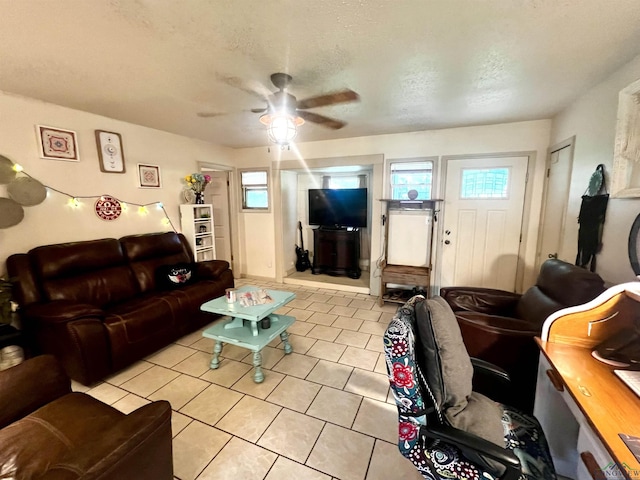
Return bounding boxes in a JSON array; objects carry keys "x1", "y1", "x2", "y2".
[
  {"x1": 251, "y1": 72, "x2": 359, "y2": 130},
  {"x1": 198, "y1": 72, "x2": 359, "y2": 144}
]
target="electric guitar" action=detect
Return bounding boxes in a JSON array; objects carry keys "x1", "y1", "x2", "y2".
[{"x1": 295, "y1": 221, "x2": 311, "y2": 272}]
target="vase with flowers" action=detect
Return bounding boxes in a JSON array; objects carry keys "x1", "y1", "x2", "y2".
[{"x1": 184, "y1": 173, "x2": 212, "y2": 204}]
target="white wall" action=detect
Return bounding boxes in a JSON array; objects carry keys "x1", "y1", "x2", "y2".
[
  {"x1": 0, "y1": 91, "x2": 234, "y2": 275},
  {"x1": 233, "y1": 120, "x2": 551, "y2": 290},
  {"x1": 551, "y1": 54, "x2": 640, "y2": 284}
]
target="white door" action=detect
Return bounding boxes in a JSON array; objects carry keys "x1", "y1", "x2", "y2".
[
  {"x1": 441, "y1": 156, "x2": 528, "y2": 291},
  {"x1": 537, "y1": 142, "x2": 573, "y2": 269},
  {"x1": 206, "y1": 171, "x2": 233, "y2": 265}
]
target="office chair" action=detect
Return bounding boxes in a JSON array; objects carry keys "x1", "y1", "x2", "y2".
[{"x1": 383, "y1": 295, "x2": 556, "y2": 480}]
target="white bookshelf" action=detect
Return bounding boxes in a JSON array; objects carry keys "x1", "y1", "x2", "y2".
[{"x1": 179, "y1": 204, "x2": 216, "y2": 262}]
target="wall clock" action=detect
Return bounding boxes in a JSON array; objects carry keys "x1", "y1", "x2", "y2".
[{"x1": 95, "y1": 130, "x2": 125, "y2": 173}]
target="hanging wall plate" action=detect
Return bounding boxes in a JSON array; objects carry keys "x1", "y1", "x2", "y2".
[
  {"x1": 0, "y1": 155, "x2": 16, "y2": 184},
  {"x1": 0, "y1": 198, "x2": 24, "y2": 228},
  {"x1": 7, "y1": 177, "x2": 47, "y2": 206},
  {"x1": 587, "y1": 168, "x2": 604, "y2": 196},
  {"x1": 94, "y1": 195, "x2": 122, "y2": 221}
]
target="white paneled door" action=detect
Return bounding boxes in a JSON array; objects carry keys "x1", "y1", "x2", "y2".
[
  {"x1": 441, "y1": 156, "x2": 528, "y2": 291},
  {"x1": 537, "y1": 143, "x2": 573, "y2": 270}
]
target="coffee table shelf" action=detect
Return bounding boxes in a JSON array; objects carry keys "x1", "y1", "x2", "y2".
[{"x1": 201, "y1": 286, "x2": 296, "y2": 383}]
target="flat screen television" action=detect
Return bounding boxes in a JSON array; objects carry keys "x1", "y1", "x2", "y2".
[{"x1": 308, "y1": 188, "x2": 367, "y2": 227}]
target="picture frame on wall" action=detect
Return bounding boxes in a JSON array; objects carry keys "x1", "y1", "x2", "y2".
[
  {"x1": 95, "y1": 130, "x2": 126, "y2": 173},
  {"x1": 36, "y1": 125, "x2": 80, "y2": 162},
  {"x1": 611, "y1": 78, "x2": 640, "y2": 197},
  {"x1": 137, "y1": 163, "x2": 162, "y2": 188}
]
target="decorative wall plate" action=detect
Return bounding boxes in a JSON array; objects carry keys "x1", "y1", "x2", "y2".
[
  {"x1": 7, "y1": 177, "x2": 47, "y2": 206},
  {"x1": 0, "y1": 198, "x2": 24, "y2": 228},
  {"x1": 94, "y1": 195, "x2": 122, "y2": 221},
  {"x1": 587, "y1": 168, "x2": 603, "y2": 196},
  {"x1": 0, "y1": 155, "x2": 16, "y2": 184}
]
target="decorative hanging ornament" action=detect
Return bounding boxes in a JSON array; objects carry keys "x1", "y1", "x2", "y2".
[
  {"x1": 0, "y1": 155, "x2": 17, "y2": 184},
  {"x1": 0, "y1": 198, "x2": 24, "y2": 228},
  {"x1": 94, "y1": 195, "x2": 122, "y2": 221},
  {"x1": 7, "y1": 177, "x2": 47, "y2": 206}
]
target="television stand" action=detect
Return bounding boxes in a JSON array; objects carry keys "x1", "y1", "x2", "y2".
[{"x1": 312, "y1": 227, "x2": 361, "y2": 279}]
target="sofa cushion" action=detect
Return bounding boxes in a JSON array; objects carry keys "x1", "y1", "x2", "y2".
[
  {"x1": 156, "y1": 262, "x2": 196, "y2": 289},
  {"x1": 532, "y1": 258, "x2": 605, "y2": 306},
  {"x1": 415, "y1": 296, "x2": 504, "y2": 447},
  {"x1": 121, "y1": 232, "x2": 193, "y2": 293},
  {"x1": 30, "y1": 238, "x2": 138, "y2": 308}
]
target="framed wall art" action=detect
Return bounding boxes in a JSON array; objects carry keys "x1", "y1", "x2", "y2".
[
  {"x1": 36, "y1": 125, "x2": 79, "y2": 161},
  {"x1": 611, "y1": 78, "x2": 640, "y2": 197},
  {"x1": 137, "y1": 163, "x2": 161, "y2": 188},
  {"x1": 95, "y1": 130, "x2": 125, "y2": 173}
]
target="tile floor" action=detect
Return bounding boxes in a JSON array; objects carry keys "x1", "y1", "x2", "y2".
[{"x1": 73, "y1": 278, "x2": 424, "y2": 480}]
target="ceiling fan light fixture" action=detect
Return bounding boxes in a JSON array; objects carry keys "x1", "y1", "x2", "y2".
[{"x1": 260, "y1": 111, "x2": 304, "y2": 146}]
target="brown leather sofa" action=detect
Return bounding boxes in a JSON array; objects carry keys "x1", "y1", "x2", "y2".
[
  {"x1": 0, "y1": 355, "x2": 173, "y2": 479},
  {"x1": 7, "y1": 231, "x2": 234, "y2": 385},
  {"x1": 440, "y1": 259, "x2": 605, "y2": 411}
]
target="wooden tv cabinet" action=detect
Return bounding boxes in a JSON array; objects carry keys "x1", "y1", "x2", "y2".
[{"x1": 312, "y1": 227, "x2": 361, "y2": 279}]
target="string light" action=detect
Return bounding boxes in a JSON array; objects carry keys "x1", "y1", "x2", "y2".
[{"x1": 11, "y1": 167, "x2": 177, "y2": 231}]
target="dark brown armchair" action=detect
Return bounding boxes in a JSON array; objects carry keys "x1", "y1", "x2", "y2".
[
  {"x1": 0, "y1": 355, "x2": 173, "y2": 479},
  {"x1": 440, "y1": 259, "x2": 605, "y2": 412}
]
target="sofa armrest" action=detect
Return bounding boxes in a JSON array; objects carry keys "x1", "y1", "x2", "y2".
[
  {"x1": 440, "y1": 287, "x2": 521, "y2": 316},
  {"x1": 22, "y1": 301, "x2": 111, "y2": 385},
  {"x1": 42, "y1": 400, "x2": 173, "y2": 480},
  {"x1": 196, "y1": 260, "x2": 231, "y2": 279},
  {"x1": 0, "y1": 355, "x2": 71, "y2": 429}
]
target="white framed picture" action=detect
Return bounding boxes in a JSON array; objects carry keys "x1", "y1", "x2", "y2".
[
  {"x1": 137, "y1": 163, "x2": 162, "y2": 188},
  {"x1": 36, "y1": 125, "x2": 80, "y2": 161},
  {"x1": 611, "y1": 78, "x2": 640, "y2": 197}
]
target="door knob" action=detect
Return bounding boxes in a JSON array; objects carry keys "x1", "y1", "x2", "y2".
[
  {"x1": 548, "y1": 253, "x2": 558, "y2": 259},
  {"x1": 444, "y1": 240, "x2": 451, "y2": 245}
]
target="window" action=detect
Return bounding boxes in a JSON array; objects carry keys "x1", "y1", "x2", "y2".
[
  {"x1": 240, "y1": 169, "x2": 269, "y2": 210},
  {"x1": 390, "y1": 161, "x2": 433, "y2": 200},
  {"x1": 460, "y1": 167, "x2": 509, "y2": 199},
  {"x1": 328, "y1": 175, "x2": 360, "y2": 189}
]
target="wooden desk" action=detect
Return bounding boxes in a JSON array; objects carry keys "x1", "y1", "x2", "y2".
[
  {"x1": 535, "y1": 282, "x2": 640, "y2": 480},
  {"x1": 537, "y1": 338, "x2": 640, "y2": 478}
]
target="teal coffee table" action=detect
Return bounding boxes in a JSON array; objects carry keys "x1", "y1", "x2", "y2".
[{"x1": 201, "y1": 286, "x2": 295, "y2": 383}]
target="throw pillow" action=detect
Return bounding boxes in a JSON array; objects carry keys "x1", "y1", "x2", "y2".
[{"x1": 155, "y1": 263, "x2": 195, "y2": 290}]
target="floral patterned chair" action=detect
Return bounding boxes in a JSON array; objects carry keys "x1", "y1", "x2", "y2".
[{"x1": 383, "y1": 295, "x2": 556, "y2": 480}]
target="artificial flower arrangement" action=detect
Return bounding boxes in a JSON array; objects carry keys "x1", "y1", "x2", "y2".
[{"x1": 184, "y1": 173, "x2": 212, "y2": 193}]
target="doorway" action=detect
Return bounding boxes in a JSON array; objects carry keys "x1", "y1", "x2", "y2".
[
  {"x1": 440, "y1": 156, "x2": 529, "y2": 291},
  {"x1": 536, "y1": 137, "x2": 574, "y2": 270},
  {"x1": 204, "y1": 169, "x2": 234, "y2": 268}
]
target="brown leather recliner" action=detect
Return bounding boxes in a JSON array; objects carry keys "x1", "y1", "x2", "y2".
[
  {"x1": 0, "y1": 355, "x2": 173, "y2": 479},
  {"x1": 440, "y1": 259, "x2": 605, "y2": 412}
]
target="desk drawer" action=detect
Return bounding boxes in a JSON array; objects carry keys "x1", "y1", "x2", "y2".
[{"x1": 577, "y1": 422, "x2": 614, "y2": 480}]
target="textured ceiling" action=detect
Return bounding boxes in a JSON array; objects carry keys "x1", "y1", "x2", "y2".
[{"x1": 1, "y1": 0, "x2": 640, "y2": 148}]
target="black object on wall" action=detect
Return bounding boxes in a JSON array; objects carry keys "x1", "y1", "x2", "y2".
[{"x1": 576, "y1": 164, "x2": 609, "y2": 272}]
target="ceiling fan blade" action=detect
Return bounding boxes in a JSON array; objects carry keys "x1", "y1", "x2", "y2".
[
  {"x1": 197, "y1": 111, "x2": 226, "y2": 118},
  {"x1": 250, "y1": 107, "x2": 267, "y2": 114},
  {"x1": 215, "y1": 74, "x2": 271, "y2": 101},
  {"x1": 296, "y1": 89, "x2": 359, "y2": 110},
  {"x1": 297, "y1": 111, "x2": 346, "y2": 130}
]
